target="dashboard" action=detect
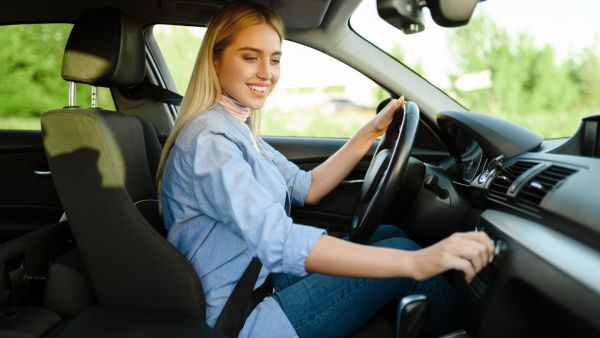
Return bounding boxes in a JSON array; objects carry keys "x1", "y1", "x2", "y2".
[
  {"x1": 460, "y1": 141, "x2": 484, "y2": 183},
  {"x1": 409, "y1": 110, "x2": 600, "y2": 337},
  {"x1": 437, "y1": 111, "x2": 600, "y2": 241}
]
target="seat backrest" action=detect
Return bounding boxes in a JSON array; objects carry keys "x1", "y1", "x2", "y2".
[{"x1": 41, "y1": 8, "x2": 204, "y2": 318}]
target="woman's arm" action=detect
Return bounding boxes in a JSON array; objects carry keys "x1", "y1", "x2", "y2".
[
  {"x1": 304, "y1": 97, "x2": 404, "y2": 205},
  {"x1": 305, "y1": 231, "x2": 495, "y2": 282}
]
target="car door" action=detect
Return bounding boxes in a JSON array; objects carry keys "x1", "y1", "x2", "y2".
[
  {"x1": 0, "y1": 130, "x2": 62, "y2": 243},
  {"x1": 0, "y1": 23, "x2": 71, "y2": 243},
  {"x1": 0, "y1": 23, "x2": 116, "y2": 243}
]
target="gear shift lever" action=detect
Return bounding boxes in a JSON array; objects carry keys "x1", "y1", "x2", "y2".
[{"x1": 396, "y1": 294, "x2": 431, "y2": 338}]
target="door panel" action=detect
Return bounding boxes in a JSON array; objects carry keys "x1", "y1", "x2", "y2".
[
  {"x1": 264, "y1": 137, "x2": 369, "y2": 236},
  {"x1": 0, "y1": 131, "x2": 62, "y2": 243}
]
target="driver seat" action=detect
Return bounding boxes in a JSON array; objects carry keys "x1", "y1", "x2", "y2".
[{"x1": 41, "y1": 8, "x2": 222, "y2": 337}]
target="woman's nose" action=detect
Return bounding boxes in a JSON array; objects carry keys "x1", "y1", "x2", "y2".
[{"x1": 256, "y1": 60, "x2": 272, "y2": 80}]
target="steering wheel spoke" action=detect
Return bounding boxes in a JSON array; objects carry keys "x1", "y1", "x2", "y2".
[{"x1": 350, "y1": 101, "x2": 422, "y2": 243}]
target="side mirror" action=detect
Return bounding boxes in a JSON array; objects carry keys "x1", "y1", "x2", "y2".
[{"x1": 377, "y1": 0, "x2": 425, "y2": 34}]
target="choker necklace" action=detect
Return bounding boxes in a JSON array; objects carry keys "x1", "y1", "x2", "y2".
[
  {"x1": 219, "y1": 95, "x2": 251, "y2": 123},
  {"x1": 218, "y1": 94, "x2": 260, "y2": 152}
]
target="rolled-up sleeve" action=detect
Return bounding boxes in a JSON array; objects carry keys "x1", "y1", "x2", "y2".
[
  {"x1": 259, "y1": 138, "x2": 313, "y2": 206},
  {"x1": 191, "y1": 132, "x2": 324, "y2": 276}
]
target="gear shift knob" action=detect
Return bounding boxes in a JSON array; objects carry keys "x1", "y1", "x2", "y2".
[{"x1": 396, "y1": 294, "x2": 431, "y2": 338}]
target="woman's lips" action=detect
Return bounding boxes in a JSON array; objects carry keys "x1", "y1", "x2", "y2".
[{"x1": 247, "y1": 83, "x2": 269, "y2": 97}]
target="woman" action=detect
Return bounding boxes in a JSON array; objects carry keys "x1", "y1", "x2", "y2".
[{"x1": 157, "y1": 2, "x2": 494, "y2": 337}]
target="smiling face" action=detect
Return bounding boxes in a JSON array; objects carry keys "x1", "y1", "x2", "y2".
[{"x1": 214, "y1": 23, "x2": 282, "y2": 109}]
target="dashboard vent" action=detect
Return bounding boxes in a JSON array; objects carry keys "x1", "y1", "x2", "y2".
[
  {"x1": 516, "y1": 165, "x2": 577, "y2": 212},
  {"x1": 488, "y1": 161, "x2": 538, "y2": 202}
]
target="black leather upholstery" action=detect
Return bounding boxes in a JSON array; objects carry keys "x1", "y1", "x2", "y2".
[
  {"x1": 61, "y1": 8, "x2": 145, "y2": 88},
  {"x1": 135, "y1": 116, "x2": 162, "y2": 185},
  {"x1": 56, "y1": 306, "x2": 226, "y2": 338},
  {"x1": 43, "y1": 248, "x2": 95, "y2": 317},
  {"x1": 42, "y1": 108, "x2": 205, "y2": 319},
  {"x1": 0, "y1": 307, "x2": 61, "y2": 337},
  {"x1": 41, "y1": 8, "x2": 206, "y2": 320}
]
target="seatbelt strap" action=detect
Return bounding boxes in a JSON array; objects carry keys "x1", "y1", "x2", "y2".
[
  {"x1": 214, "y1": 192, "x2": 290, "y2": 336},
  {"x1": 214, "y1": 257, "x2": 264, "y2": 337},
  {"x1": 121, "y1": 77, "x2": 183, "y2": 106}
]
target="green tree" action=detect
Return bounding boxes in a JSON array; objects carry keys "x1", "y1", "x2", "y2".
[
  {"x1": 449, "y1": 15, "x2": 519, "y2": 114},
  {"x1": 448, "y1": 15, "x2": 580, "y2": 116},
  {"x1": 575, "y1": 43, "x2": 600, "y2": 112},
  {"x1": 153, "y1": 26, "x2": 203, "y2": 94},
  {"x1": 524, "y1": 43, "x2": 579, "y2": 113},
  {"x1": 0, "y1": 24, "x2": 72, "y2": 117}
]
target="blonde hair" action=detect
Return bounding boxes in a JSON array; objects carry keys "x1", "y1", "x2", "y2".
[{"x1": 156, "y1": 1, "x2": 285, "y2": 206}]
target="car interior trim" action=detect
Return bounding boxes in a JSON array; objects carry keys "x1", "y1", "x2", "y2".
[{"x1": 481, "y1": 209, "x2": 600, "y2": 295}]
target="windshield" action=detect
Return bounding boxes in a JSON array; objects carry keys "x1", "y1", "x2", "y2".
[{"x1": 351, "y1": 0, "x2": 600, "y2": 139}]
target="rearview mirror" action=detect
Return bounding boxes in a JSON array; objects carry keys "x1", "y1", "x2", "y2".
[
  {"x1": 377, "y1": 0, "x2": 424, "y2": 34},
  {"x1": 427, "y1": 0, "x2": 478, "y2": 27},
  {"x1": 377, "y1": 0, "x2": 480, "y2": 34}
]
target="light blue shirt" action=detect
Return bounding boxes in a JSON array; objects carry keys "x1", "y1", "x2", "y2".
[{"x1": 161, "y1": 105, "x2": 326, "y2": 337}]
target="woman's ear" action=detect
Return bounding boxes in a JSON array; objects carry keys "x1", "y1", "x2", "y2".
[
  {"x1": 213, "y1": 60, "x2": 217, "y2": 72},
  {"x1": 213, "y1": 55, "x2": 220, "y2": 75}
]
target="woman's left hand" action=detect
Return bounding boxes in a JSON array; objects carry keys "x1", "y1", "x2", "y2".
[
  {"x1": 306, "y1": 97, "x2": 404, "y2": 204},
  {"x1": 370, "y1": 96, "x2": 405, "y2": 137}
]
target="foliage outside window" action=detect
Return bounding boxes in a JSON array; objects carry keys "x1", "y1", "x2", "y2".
[
  {"x1": 0, "y1": 24, "x2": 115, "y2": 130},
  {"x1": 351, "y1": 0, "x2": 600, "y2": 138},
  {"x1": 154, "y1": 25, "x2": 385, "y2": 138}
]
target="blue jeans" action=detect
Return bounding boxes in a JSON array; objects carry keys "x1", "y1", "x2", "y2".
[{"x1": 271, "y1": 225, "x2": 456, "y2": 338}]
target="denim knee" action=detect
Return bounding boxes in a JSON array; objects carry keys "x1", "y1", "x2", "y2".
[{"x1": 372, "y1": 236, "x2": 421, "y2": 251}]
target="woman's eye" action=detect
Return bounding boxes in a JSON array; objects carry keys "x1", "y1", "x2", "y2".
[
  {"x1": 271, "y1": 59, "x2": 281, "y2": 65},
  {"x1": 244, "y1": 56, "x2": 258, "y2": 62}
]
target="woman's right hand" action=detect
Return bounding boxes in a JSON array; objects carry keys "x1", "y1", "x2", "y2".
[{"x1": 411, "y1": 232, "x2": 495, "y2": 283}]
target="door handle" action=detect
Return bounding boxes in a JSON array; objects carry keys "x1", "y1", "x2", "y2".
[{"x1": 33, "y1": 170, "x2": 51, "y2": 176}]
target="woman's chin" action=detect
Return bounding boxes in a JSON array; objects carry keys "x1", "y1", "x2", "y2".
[{"x1": 246, "y1": 98, "x2": 268, "y2": 110}]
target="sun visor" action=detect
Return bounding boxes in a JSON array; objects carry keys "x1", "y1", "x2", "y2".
[{"x1": 159, "y1": 0, "x2": 332, "y2": 29}]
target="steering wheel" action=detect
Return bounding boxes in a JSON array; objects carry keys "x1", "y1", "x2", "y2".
[{"x1": 349, "y1": 101, "x2": 420, "y2": 243}]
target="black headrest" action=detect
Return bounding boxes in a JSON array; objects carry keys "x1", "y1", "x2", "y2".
[{"x1": 61, "y1": 8, "x2": 145, "y2": 88}]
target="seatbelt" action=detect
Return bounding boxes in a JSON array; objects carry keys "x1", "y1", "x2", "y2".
[
  {"x1": 215, "y1": 193, "x2": 290, "y2": 336},
  {"x1": 121, "y1": 77, "x2": 183, "y2": 106},
  {"x1": 214, "y1": 257, "x2": 270, "y2": 337}
]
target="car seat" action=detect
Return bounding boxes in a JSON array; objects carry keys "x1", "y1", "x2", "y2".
[{"x1": 40, "y1": 8, "x2": 223, "y2": 338}]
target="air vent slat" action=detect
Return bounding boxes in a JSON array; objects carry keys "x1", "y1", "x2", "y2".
[
  {"x1": 514, "y1": 165, "x2": 577, "y2": 213},
  {"x1": 488, "y1": 161, "x2": 578, "y2": 215},
  {"x1": 541, "y1": 172, "x2": 569, "y2": 181},
  {"x1": 516, "y1": 203, "x2": 542, "y2": 213},
  {"x1": 517, "y1": 198, "x2": 540, "y2": 208},
  {"x1": 520, "y1": 190, "x2": 545, "y2": 199},
  {"x1": 535, "y1": 178, "x2": 560, "y2": 188},
  {"x1": 488, "y1": 161, "x2": 538, "y2": 202},
  {"x1": 549, "y1": 167, "x2": 577, "y2": 175}
]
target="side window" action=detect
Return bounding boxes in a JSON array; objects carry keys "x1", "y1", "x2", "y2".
[
  {"x1": 154, "y1": 25, "x2": 385, "y2": 138},
  {"x1": 0, "y1": 24, "x2": 115, "y2": 130}
]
